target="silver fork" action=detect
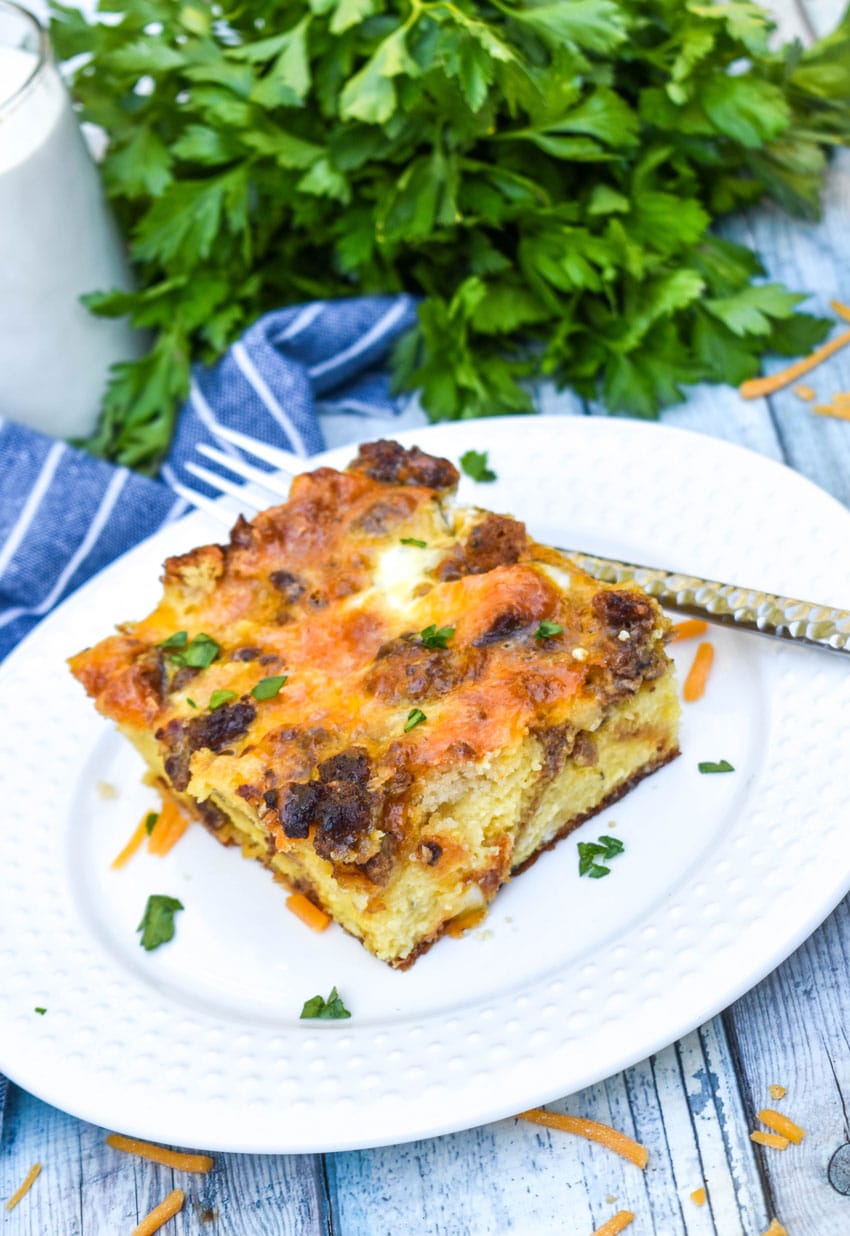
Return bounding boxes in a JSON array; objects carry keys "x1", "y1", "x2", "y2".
[{"x1": 172, "y1": 425, "x2": 850, "y2": 658}]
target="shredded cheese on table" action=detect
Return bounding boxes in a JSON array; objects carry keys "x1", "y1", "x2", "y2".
[
  {"x1": 813, "y1": 397, "x2": 850, "y2": 421},
  {"x1": 590, "y1": 1211, "x2": 635, "y2": 1236},
  {"x1": 750, "y1": 1130, "x2": 789, "y2": 1150},
  {"x1": 739, "y1": 326, "x2": 850, "y2": 400},
  {"x1": 4, "y1": 1163, "x2": 41, "y2": 1212},
  {"x1": 756, "y1": 1108, "x2": 806, "y2": 1145},
  {"x1": 517, "y1": 1109, "x2": 648, "y2": 1169},
  {"x1": 132, "y1": 1188, "x2": 185, "y2": 1236},
  {"x1": 768, "y1": 1084, "x2": 787, "y2": 1101},
  {"x1": 105, "y1": 1133, "x2": 214, "y2": 1172},
  {"x1": 689, "y1": 1186, "x2": 707, "y2": 1205},
  {"x1": 760, "y1": 1221, "x2": 788, "y2": 1236}
]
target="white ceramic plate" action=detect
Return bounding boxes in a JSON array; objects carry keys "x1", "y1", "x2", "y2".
[{"x1": 2, "y1": 416, "x2": 850, "y2": 1154}]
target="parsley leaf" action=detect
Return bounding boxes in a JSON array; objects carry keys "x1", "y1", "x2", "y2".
[
  {"x1": 300, "y1": 986, "x2": 351, "y2": 1020},
  {"x1": 598, "y1": 834, "x2": 624, "y2": 859},
  {"x1": 404, "y1": 707, "x2": 427, "y2": 732},
  {"x1": 578, "y1": 834, "x2": 625, "y2": 878},
  {"x1": 49, "y1": 0, "x2": 850, "y2": 468},
  {"x1": 158, "y1": 630, "x2": 188, "y2": 651},
  {"x1": 251, "y1": 674, "x2": 288, "y2": 700},
  {"x1": 460, "y1": 450, "x2": 497, "y2": 483},
  {"x1": 144, "y1": 811, "x2": 159, "y2": 835},
  {"x1": 535, "y1": 621, "x2": 563, "y2": 639},
  {"x1": 400, "y1": 537, "x2": 427, "y2": 547},
  {"x1": 419, "y1": 624, "x2": 455, "y2": 649},
  {"x1": 34, "y1": 1007, "x2": 46, "y2": 1015},
  {"x1": 209, "y1": 688, "x2": 238, "y2": 710},
  {"x1": 698, "y1": 759, "x2": 735, "y2": 773},
  {"x1": 137, "y1": 894, "x2": 184, "y2": 951},
  {"x1": 168, "y1": 633, "x2": 220, "y2": 669}
]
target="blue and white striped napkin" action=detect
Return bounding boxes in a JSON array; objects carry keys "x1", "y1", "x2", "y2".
[
  {"x1": 0, "y1": 293, "x2": 419, "y2": 661},
  {"x1": 0, "y1": 293, "x2": 420, "y2": 1132}
]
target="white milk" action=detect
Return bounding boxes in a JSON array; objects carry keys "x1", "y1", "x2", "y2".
[{"x1": 0, "y1": 41, "x2": 142, "y2": 437}]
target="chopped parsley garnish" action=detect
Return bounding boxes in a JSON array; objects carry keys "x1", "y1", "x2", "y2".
[
  {"x1": 158, "y1": 630, "x2": 188, "y2": 651},
  {"x1": 144, "y1": 811, "x2": 159, "y2": 836},
  {"x1": 34, "y1": 1007, "x2": 46, "y2": 1015},
  {"x1": 209, "y1": 688, "x2": 238, "y2": 710},
  {"x1": 181, "y1": 633, "x2": 221, "y2": 668},
  {"x1": 186, "y1": 698, "x2": 197, "y2": 709},
  {"x1": 578, "y1": 834, "x2": 625, "y2": 879},
  {"x1": 400, "y1": 537, "x2": 427, "y2": 548},
  {"x1": 419, "y1": 624, "x2": 455, "y2": 649},
  {"x1": 699, "y1": 759, "x2": 735, "y2": 773},
  {"x1": 535, "y1": 621, "x2": 564, "y2": 640},
  {"x1": 404, "y1": 708, "x2": 427, "y2": 732},
  {"x1": 300, "y1": 986, "x2": 351, "y2": 1020},
  {"x1": 598, "y1": 835, "x2": 624, "y2": 858},
  {"x1": 166, "y1": 632, "x2": 220, "y2": 669},
  {"x1": 460, "y1": 450, "x2": 497, "y2": 483},
  {"x1": 137, "y1": 894, "x2": 184, "y2": 951},
  {"x1": 251, "y1": 674, "x2": 288, "y2": 700}
]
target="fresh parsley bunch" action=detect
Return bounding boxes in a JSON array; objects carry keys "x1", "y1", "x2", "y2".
[{"x1": 50, "y1": 0, "x2": 850, "y2": 470}]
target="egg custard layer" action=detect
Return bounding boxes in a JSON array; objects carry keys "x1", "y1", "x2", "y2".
[{"x1": 69, "y1": 441, "x2": 680, "y2": 968}]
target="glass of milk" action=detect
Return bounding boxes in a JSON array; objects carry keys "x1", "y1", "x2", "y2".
[{"x1": 0, "y1": 0, "x2": 142, "y2": 439}]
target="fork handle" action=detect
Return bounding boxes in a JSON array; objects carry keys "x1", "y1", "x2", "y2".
[{"x1": 561, "y1": 549, "x2": 850, "y2": 658}]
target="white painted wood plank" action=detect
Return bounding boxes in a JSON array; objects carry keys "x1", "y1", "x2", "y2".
[
  {"x1": 735, "y1": 149, "x2": 850, "y2": 510},
  {"x1": 327, "y1": 1019, "x2": 768, "y2": 1236},
  {"x1": 800, "y1": 0, "x2": 848, "y2": 37},
  {"x1": 0, "y1": 1089, "x2": 83, "y2": 1233},
  {"x1": 0, "y1": 1088, "x2": 330, "y2": 1235},
  {"x1": 726, "y1": 898, "x2": 850, "y2": 1235}
]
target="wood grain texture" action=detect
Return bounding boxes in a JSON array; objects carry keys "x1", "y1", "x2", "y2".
[
  {"x1": 719, "y1": 1, "x2": 850, "y2": 1228},
  {"x1": 0, "y1": 1087, "x2": 331, "y2": 1235},
  {"x1": 324, "y1": 1021, "x2": 767, "y2": 1236},
  {"x1": 725, "y1": 901, "x2": 850, "y2": 1235}
]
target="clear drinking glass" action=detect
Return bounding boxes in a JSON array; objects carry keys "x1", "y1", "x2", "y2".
[{"x1": 0, "y1": 0, "x2": 142, "y2": 438}]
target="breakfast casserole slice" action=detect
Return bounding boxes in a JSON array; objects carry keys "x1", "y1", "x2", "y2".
[{"x1": 69, "y1": 440, "x2": 680, "y2": 968}]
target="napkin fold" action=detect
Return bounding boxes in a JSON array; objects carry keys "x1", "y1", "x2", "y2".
[{"x1": 0, "y1": 293, "x2": 419, "y2": 1136}]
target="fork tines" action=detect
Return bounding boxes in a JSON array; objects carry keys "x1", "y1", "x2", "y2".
[{"x1": 173, "y1": 427, "x2": 301, "y2": 525}]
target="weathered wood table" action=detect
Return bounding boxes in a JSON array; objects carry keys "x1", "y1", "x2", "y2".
[{"x1": 2, "y1": 1, "x2": 850, "y2": 1231}]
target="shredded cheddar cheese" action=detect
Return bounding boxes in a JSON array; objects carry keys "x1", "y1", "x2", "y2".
[
  {"x1": 147, "y1": 798, "x2": 191, "y2": 856},
  {"x1": 683, "y1": 641, "x2": 714, "y2": 703},
  {"x1": 132, "y1": 1188, "x2": 185, "y2": 1236},
  {"x1": 756, "y1": 1109, "x2": 805, "y2": 1145},
  {"x1": 286, "y1": 892, "x2": 331, "y2": 932},
  {"x1": 591, "y1": 1211, "x2": 635, "y2": 1236},
  {"x1": 739, "y1": 326, "x2": 850, "y2": 400},
  {"x1": 750, "y1": 1130, "x2": 790, "y2": 1150},
  {"x1": 105, "y1": 1133, "x2": 214, "y2": 1173},
  {"x1": 690, "y1": 1187, "x2": 707, "y2": 1206},
  {"x1": 112, "y1": 815, "x2": 151, "y2": 870},
  {"x1": 768, "y1": 1084, "x2": 787, "y2": 1101},
  {"x1": 793, "y1": 384, "x2": 816, "y2": 401},
  {"x1": 670, "y1": 618, "x2": 709, "y2": 643},
  {"x1": 517, "y1": 1109, "x2": 648, "y2": 1169},
  {"x1": 4, "y1": 1163, "x2": 41, "y2": 1212},
  {"x1": 760, "y1": 1221, "x2": 788, "y2": 1236},
  {"x1": 813, "y1": 399, "x2": 850, "y2": 421}
]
